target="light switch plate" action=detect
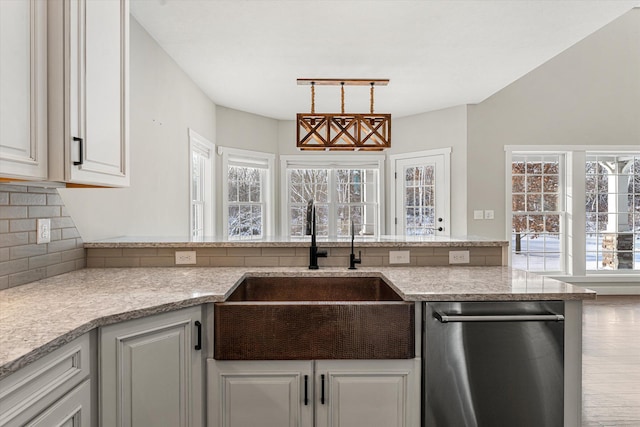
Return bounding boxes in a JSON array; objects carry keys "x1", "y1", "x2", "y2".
[
  {"x1": 175, "y1": 251, "x2": 197, "y2": 265},
  {"x1": 36, "y1": 218, "x2": 50, "y2": 244},
  {"x1": 473, "y1": 210, "x2": 484, "y2": 220},
  {"x1": 449, "y1": 250, "x2": 470, "y2": 264},
  {"x1": 484, "y1": 210, "x2": 495, "y2": 220},
  {"x1": 389, "y1": 250, "x2": 410, "y2": 264}
]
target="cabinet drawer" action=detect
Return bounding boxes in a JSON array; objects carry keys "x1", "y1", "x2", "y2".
[{"x1": 0, "y1": 334, "x2": 91, "y2": 427}]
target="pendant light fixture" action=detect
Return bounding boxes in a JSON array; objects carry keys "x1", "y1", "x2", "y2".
[{"x1": 296, "y1": 79, "x2": 391, "y2": 151}]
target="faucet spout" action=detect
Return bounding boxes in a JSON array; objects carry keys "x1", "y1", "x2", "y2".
[
  {"x1": 308, "y1": 204, "x2": 327, "y2": 269},
  {"x1": 348, "y1": 220, "x2": 362, "y2": 270}
]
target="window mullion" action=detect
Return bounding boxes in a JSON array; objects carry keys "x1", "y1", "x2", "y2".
[
  {"x1": 328, "y1": 170, "x2": 337, "y2": 238},
  {"x1": 567, "y1": 151, "x2": 586, "y2": 276}
]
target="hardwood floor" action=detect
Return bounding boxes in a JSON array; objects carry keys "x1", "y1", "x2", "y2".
[{"x1": 582, "y1": 295, "x2": 640, "y2": 426}]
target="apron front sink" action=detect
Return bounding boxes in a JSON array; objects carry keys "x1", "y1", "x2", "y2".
[{"x1": 214, "y1": 276, "x2": 414, "y2": 360}]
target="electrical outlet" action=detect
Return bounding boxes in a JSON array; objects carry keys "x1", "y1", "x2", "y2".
[
  {"x1": 473, "y1": 210, "x2": 484, "y2": 220},
  {"x1": 484, "y1": 210, "x2": 495, "y2": 220},
  {"x1": 36, "y1": 218, "x2": 50, "y2": 244},
  {"x1": 175, "y1": 251, "x2": 197, "y2": 265},
  {"x1": 449, "y1": 250, "x2": 470, "y2": 264},
  {"x1": 389, "y1": 250, "x2": 410, "y2": 264}
]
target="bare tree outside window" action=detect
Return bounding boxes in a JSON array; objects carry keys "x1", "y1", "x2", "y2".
[
  {"x1": 227, "y1": 166, "x2": 264, "y2": 238},
  {"x1": 586, "y1": 155, "x2": 639, "y2": 271},
  {"x1": 288, "y1": 168, "x2": 378, "y2": 237},
  {"x1": 511, "y1": 155, "x2": 563, "y2": 272},
  {"x1": 404, "y1": 166, "x2": 436, "y2": 236}
]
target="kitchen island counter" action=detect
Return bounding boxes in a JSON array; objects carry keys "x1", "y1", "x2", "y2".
[{"x1": 0, "y1": 266, "x2": 594, "y2": 379}]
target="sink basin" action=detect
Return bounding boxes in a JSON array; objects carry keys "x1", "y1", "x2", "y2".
[
  {"x1": 214, "y1": 276, "x2": 414, "y2": 360},
  {"x1": 224, "y1": 276, "x2": 404, "y2": 302}
]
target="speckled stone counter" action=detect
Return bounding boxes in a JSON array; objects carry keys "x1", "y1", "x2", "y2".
[
  {"x1": 84, "y1": 235, "x2": 508, "y2": 248},
  {"x1": 0, "y1": 266, "x2": 595, "y2": 379}
]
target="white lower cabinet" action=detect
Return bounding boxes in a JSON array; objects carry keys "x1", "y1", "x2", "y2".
[
  {"x1": 100, "y1": 306, "x2": 204, "y2": 427},
  {"x1": 24, "y1": 380, "x2": 91, "y2": 427},
  {"x1": 0, "y1": 333, "x2": 92, "y2": 427},
  {"x1": 208, "y1": 358, "x2": 420, "y2": 427}
]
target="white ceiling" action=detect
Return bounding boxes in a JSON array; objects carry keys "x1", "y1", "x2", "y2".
[{"x1": 131, "y1": 1, "x2": 639, "y2": 120}]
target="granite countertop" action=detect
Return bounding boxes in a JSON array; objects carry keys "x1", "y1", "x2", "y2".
[
  {"x1": 84, "y1": 235, "x2": 508, "y2": 248},
  {"x1": 0, "y1": 266, "x2": 595, "y2": 380}
]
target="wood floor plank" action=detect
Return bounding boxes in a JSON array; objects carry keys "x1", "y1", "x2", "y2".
[{"x1": 582, "y1": 295, "x2": 640, "y2": 426}]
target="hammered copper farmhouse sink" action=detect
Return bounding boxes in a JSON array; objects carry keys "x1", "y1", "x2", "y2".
[{"x1": 214, "y1": 276, "x2": 415, "y2": 360}]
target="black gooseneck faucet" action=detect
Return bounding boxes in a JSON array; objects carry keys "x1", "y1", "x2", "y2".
[
  {"x1": 308, "y1": 201, "x2": 327, "y2": 269},
  {"x1": 349, "y1": 220, "x2": 362, "y2": 270}
]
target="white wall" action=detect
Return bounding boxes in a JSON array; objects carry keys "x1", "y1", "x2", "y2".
[
  {"x1": 467, "y1": 9, "x2": 640, "y2": 239},
  {"x1": 276, "y1": 105, "x2": 468, "y2": 235},
  {"x1": 215, "y1": 106, "x2": 279, "y2": 235},
  {"x1": 390, "y1": 106, "x2": 468, "y2": 236},
  {"x1": 60, "y1": 9, "x2": 639, "y2": 242},
  {"x1": 59, "y1": 18, "x2": 217, "y2": 240}
]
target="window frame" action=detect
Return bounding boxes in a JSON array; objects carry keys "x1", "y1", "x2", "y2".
[
  {"x1": 505, "y1": 145, "x2": 639, "y2": 277},
  {"x1": 280, "y1": 154, "x2": 385, "y2": 238},
  {"x1": 508, "y1": 153, "x2": 566, "y2": 273},
  {"x1": 188, "y1": 129, "x2": 215, "y2": 240},
  {"x1": 219, "y1": 146, "x2": 275, "y2": 240}
]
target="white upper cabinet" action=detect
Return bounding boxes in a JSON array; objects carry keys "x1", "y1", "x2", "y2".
[
  {"x1": 48, "y1": 0, "x2": 129, "y2": 187},
  {"x1": 0, "y1": 0, "x2": 48, "y2": 180}
]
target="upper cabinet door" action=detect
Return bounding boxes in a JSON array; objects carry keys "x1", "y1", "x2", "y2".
[
  {"x1": 69, "y1": 0, "x2": 129, "y2": 186},
  {"x1": 48, "y1": 0, "x2": 129, "y2": 187},
  {"x1": 0, "y1": 0, "x2": 48, "y2": 180}
]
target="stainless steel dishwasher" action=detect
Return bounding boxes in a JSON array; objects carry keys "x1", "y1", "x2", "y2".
[{"x1": 423, "y1": 301, "x2": 564, "y2": 427}]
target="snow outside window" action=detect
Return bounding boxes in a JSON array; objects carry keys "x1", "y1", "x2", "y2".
[
  {"x1": 510, "y1": 154, "x2": 564, "y2": 272},
  {"x1": 220, "y1": 147, "x2": 275, "y2": 240},
  {"x1": 585, "y1": 154, "x2": 639, "y2": 271},
  {"x1": 282, "y1": 155, "x2": 384, "y2": 238}
]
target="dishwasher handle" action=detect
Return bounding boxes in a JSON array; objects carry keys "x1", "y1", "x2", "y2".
[{"x1": 434, "y1": 311, "x2": 564, "y2": 323}]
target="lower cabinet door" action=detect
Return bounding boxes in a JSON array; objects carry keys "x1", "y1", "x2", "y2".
[
  {"x1": 25, "y1": 380, "x2": 91, "y2": 427},
  {"x1": 207, "y1": 360, "x2": 313, "y2": 427},
  {"x1": 315, "y1": 359, "x2": 420, "y2": 427},
  {"x1": 100, "y1": 307, "x2": 203, "y2": 427}
]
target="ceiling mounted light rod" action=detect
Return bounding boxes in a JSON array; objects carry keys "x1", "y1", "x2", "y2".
[
  {"x1": 370, "y1": 82, "x2": 374, "y2": 114},
  {"x1": 297, "y1": 78, "x2": 389, "y2": 86},
  {"x1": 310, "y1": 81, "x2": 315, "y2": 114},
  {"x1": 296, "y1": 78, "x2": 391, "y2": 151}
]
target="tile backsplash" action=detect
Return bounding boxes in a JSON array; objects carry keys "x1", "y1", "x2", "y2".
[{"x1": 0, "y1": 184, "x2": 85, "y2": 289}]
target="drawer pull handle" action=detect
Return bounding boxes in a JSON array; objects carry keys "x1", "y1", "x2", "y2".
[
  {"x1": 73, "y1": 137, "x2": 83, "y2": 166},
  {"x1": 194, "y1": 321, "x2": 202, "y2": 350}
]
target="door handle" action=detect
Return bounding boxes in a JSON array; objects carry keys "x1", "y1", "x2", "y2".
[
  {"x1": 434, "y1": 311, "x2": 564, "y2": 323},
  {"x1": 320, "y1": 374, "x2": 325, "y2": 404},
  {"x1": 304, "y1": 375, "x2": 309, "y2": 406}
]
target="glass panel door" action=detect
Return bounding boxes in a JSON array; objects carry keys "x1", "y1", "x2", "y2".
[{"x1": 395, "y1": 155, "x2": 447, "y2": 236}]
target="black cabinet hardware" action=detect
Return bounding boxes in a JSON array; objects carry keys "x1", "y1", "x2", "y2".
[
  {"x1": 304, "y1": 375, "x2": 309, "y2": 405},
  {"x1": 194, "y1": 320, "x2": 202, "y2": 350},
  {"x1": 320, "y1": 374, "x2": 325, "y2": 404},
  {"x1": 73, "y1": 137, "x2": 83, "y2": 166}
]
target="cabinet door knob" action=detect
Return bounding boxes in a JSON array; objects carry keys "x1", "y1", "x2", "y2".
[{"x1": 73, "y1": 137, "x2": 84, "y2": 166}]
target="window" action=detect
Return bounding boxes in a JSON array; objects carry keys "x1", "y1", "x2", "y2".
[
  {"x1": 586, "y1": 154, "x2": 639, "y2": 271},
  {"x1": 510, "y1": 154, "x2": 564, "y2": 272},
  {"x1": 189, "y1": 130, "x2": 214, "y2": 240},
  {"x1": 282, "y1": 155, "x2": 384, "y2": 238},
  {"x1": 220, "y1": 147, "x2": 274, "y2": 240},
  {"x1": 506, "y1": 146, "x2": 639, "y2": 276}
]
